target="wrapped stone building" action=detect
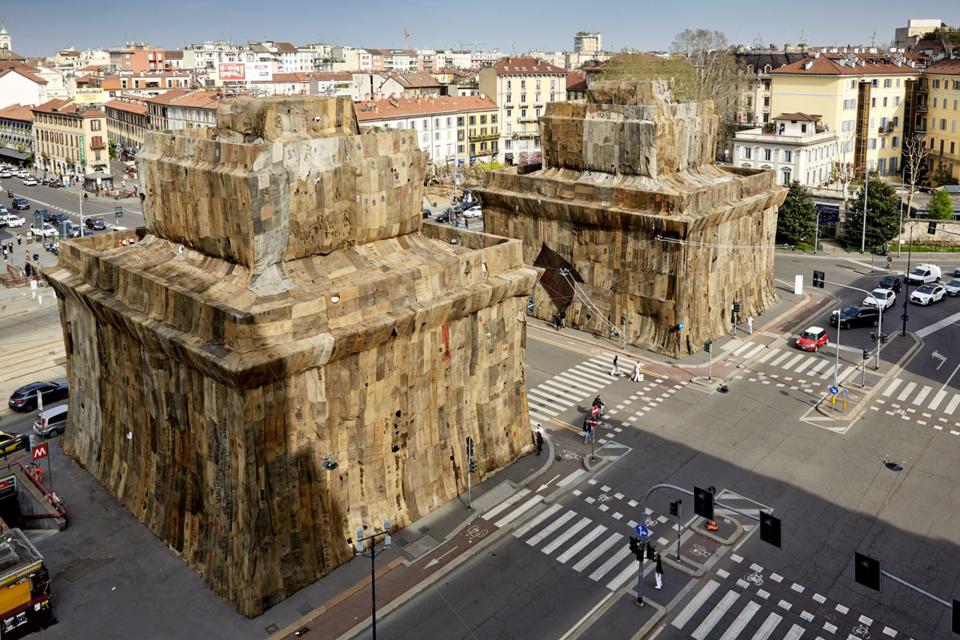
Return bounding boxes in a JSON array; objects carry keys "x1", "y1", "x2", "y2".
[
  {"x1": 44, "y1": 96, "x2": 538, "y2": 616},
  {"x1": 476, "y1": 81, "x2": 787, "y2": 356}
]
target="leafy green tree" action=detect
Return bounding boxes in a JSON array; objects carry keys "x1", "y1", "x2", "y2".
[
  {"x1": 776, "y1": 182, "x2": 817, "y2": 246},
  {"x1": 844, "y1": 178, "x2": 902, "y2": 250},
  {"x1": 927, "y1": 188, "x2": 954, "y2": 220}
]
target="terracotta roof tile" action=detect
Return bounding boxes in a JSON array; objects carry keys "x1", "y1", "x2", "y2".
[
  {"x1": 0, "y1": 65, "x2": 47, "y2": 84},
  {"x1": 771, "y1": 56, "x2": 917, "y2": 76},
  {"x1": 144, "y1": 89, "x2": 219, "y2": 109},
  {"x1": 493, "y1": 56, "x2": 566, "y2": 76},
  {"x1": 925, "y1": 59, "x2": 960, "y2": 76},
  {"x1": 105, "y1": 98, "x2": 148, "y2": 116},
  {"x1": 566, "y1": 71, "x2": 587, "y2": 91},
  {"x1": 0, "y1": 103, "x2": 34, "y2": 122},
  {"x1": 355, "y1": 95, "x2": 496, "y2": 121},
  {"x1": 31, "y1": 99, "x2": 105, "y2": 118}
]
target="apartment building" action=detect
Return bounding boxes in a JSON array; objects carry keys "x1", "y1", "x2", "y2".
[
  {"x1": 31, "y1": 98, "x2": 109, "y2": 177},
  {"x1": 734, "y1": 50, "x2": 810, "y2": 125},
  {"x1": 108, "y1": 44, "x2": 166, "y2": 72},
  {"x1": 144, "y1": 89, "x2": 219, "y2": 130},
  {"x1": 354, "y1": 95, "x2": 498, "y2": 165},
  {"x1": 574, "y1": 32, "x2": 603, "y2": 54},
  {"x1": 0, "y1": 104, "x2": 33, "y2": 165},
  {"x1": 920, "y1": 59, "x2": 960, "y2": 182},
  {"x1": 733, "y1": 113, "x2": 838, "y2": 187},
  {"x1": 771, "y1": 55, "x2": 917, "y2": 177},
  {"x1": 479, "y1": 56, "x2": 567, "y2": 165},
  {"x1": 0, "y1": 65, "x2": 47, "y2": 109},
  {"x1": 104, "y1": 97, "x2": 148, "y2": 158}
]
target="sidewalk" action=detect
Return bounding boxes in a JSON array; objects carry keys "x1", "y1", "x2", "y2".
[{"x1": 269, "y1": 440, "x2": 554, "y2": 640}]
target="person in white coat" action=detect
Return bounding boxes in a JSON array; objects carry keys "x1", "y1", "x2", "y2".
[{"x1": 632, "y1": 361, "x2": 643, "y2": 382}]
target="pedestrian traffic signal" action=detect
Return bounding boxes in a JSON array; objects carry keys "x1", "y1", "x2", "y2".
[
  {"x1": 812, "y1": 270, "x2": 825, "y2": 288},
  {"x1": 693, "y1": 486, "x2": 714, "y2": 521},
  {"x1": 732, "y1": 301, "x2": 742, "y2": 314},
  {"x1": 854, "y1": 552, "x2": 881, "y2": 591},
  {"x1": 759, "y1": 512, "x2": 781, "y2": 549},
  {"x1": 928, "y1": 221, "x2": 937, "y2": 235},
  {"x1": 703, "y1": 342, "x2": 712, "y2": 354},
  {"x1": 669, "y1": 499, "x2": 682, "y2": 517},
  {"x1": 645, "y1": 542, "x2": 656, "y2": 560},
  {"x1": 468, "y1": 458, "x2": 477, "y2": 474},
  {"x1": 629, "y1": 535, "x2": 641, "y2": 557},
  {"x1": 862, "y1": 348, "x2": 870, "y2": 360}
]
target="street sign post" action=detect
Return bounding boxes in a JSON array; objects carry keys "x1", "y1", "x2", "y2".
[
  {"x1": 632, "y1": 524, "x2": 649, "y2": 607},
  {"x1": 466, "y1": 436, "x2": 475, "y2": 510},
  {"x1": 31, "y1": 442, "x2": 51, "y2": 490},
  {"x1": 634, "y1": 522, "x2": 650, "y2": 539}
]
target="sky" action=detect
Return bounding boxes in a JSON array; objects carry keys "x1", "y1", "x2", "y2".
[{"x1": 3, "y1": 0, "x2": 959, "y2": 57}]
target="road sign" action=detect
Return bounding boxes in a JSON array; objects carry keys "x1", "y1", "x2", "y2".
[
  {"x1": 114, "y1": 206, "x2": 124, "y2": 218},
  {"x1": 32, "y1": 442, "x2": 48, "y2": 461},
  {"x1": 634, "y1": 523, "x2": 650, "y2": 539},
  {"x1": 828, "y1": 385, "x2": 839, "y2": 396}
]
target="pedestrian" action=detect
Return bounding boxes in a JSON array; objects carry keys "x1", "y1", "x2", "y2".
[
  {"x1": 16, "y1": 234, "x2": 22, "y2": 246},
  {"x1": 592, "y1": 394, "x2": 604, "y2": 416},
  {"x1": 535, "y1": 425, "x2": 544, "y2": 455},
  {"x1": 632, "y1": 361, "x2": 643, "y2": 382},
  {"x1": 655, "y1": 553, "x2": 663, "y2": 590},
  {"x1": 746, "y1": 315, "x2": 754, "y2": 335},
  {"x1": 2, "y1": 248, "x2": 6, "y2": 262},
  {"x1": 582, "y1": 417, "x2": 594, "y2": 444},
  {"x1": 610, "y1": 355, "x2": 621, "y2": 377}
]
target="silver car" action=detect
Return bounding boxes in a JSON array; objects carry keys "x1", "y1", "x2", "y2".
[{"x1": 944, "y1": 279, "x2": 960, "y2": 296}]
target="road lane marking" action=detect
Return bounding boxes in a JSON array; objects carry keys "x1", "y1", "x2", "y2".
[
  {"x1": 541, "y1": 516, "x2": 591, "y2": 554},
  {"x1": 912, "y1": 385, "x2": 933, "y2": 406},
  {"x1": 916, "y1": 311, "x2": 960, "y2": 338},
  {"x1": 572, "y1": 533, "x2": 622, "y2": 572},
  {"x1": 718, "y1": 601, "x2": 761, "y2": 640},
  {"x1": 587, "y1": 546, "x2": 631, "y2": 581},
  {"x1": 743, "y1": 344, "x2": 766, "y2": 359},
  {"x1": 929, "y1": 389, "x2": 948, "y2": 410},
  {"x1": 793, "y1": 358, "x2": 813, "y2": 374},
  {"x1": 750, "y1": 612, "x2": 783, "y2": 640},
  {"x1": 482, "y1": 488, "x2": 532, "y2": 521},
  {"x1": 883, "y1": 378, "x2": 903, "y2": 397},
  {"x1": 770, "y1": 352, "x2": 793, "y2": 367},
  {"x1": 808, "y1": 360, "x2": 828, "y2": 374},
  {"x1": 756, "y1": 348, "x2": 780, "y2": 364},
  {"x1": 732, "y1": 341, "x2": 755, "y2": 356},
  {"x1": 525, "y1": 510, "x2": 576, "y2": 547},
  {"x1": 513, "y1": 503, "x2": 563, "y2": 538},
  {"x1": 897, "y1": 382, "x2": 917, "y2": 402},
  {"x1": 494, "y1": 495, "x2": 544, "y2": 528},
  {"x1": 556, "y1": 524, "x2": 606, "y2": 564},
  {"x1": 692, "y1": 590, "x2": 740, "y2": 639},
  {"x1": 945, "y1": 395, "x2": 960, "y2": 416},
  {"x1": 672, "y1": 579, "x2": 720, "y2": 629},
  {"x1": 783, "y1": 354, "x2": 805, "y2": 370}
]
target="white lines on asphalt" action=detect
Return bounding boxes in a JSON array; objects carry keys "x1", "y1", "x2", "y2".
[
  {"x1": 781, "y1": 623, "x2": 805, "y2": 640},
  {"x1": 717, "y1": 601, "x2": 760, "y2": 640},
  {"x1": 691, "y1": 590, "x2": 740, "y2": 639},
  {"x1": 541, "y1": 517, "x2": 591, "y2": 554},
  {"x1": 482, "y1": 488, "x2": 532, "y2": 521},
  {"x1": 916, "y1": 311, "x2": 960, "y2": 338},
  {"x1": 769, "y1": 352, "x2": 793, "y2": 367},
  {"x1": 557, "y1": 469, "x2": 586, "y2": 488},
  {"x1": 671, "y1": 579, "x2": 720, "y2": 629},
  {"x1": 525, "y1": 510, "x2": 576, "y2": 547},
  {"x1": 743, "y1": 344, "x2": 766, "y2": 360},
  {"x1": 808, "y1": 360, "x2": 828, "y2": 375},
  {"x1": 912, "y1": 386, "x2": 933, "y2": 406},
  {"x1": 604, "y1": 560, "x2": 639, "y2": 591},
  {"x1": 512, "y1": 503, "x2": 563, "y2": 538},
  {"x1": 883, "y1": 378, "x2": 903, "y2": 397},
  {"x1": 732, "y1": 341, "x2": 755, "y2": 356},
  {"x1": 571, "y1": 533, "x2": 622, "y2": 573},
  {"x1": 587, "y1": 547, "x2": 631, "y2": 582},
  {"x1": 556, "y1": 525, "x2": 606, "y2": 564},
  {"x1": 897, "y1": 382, "x2": 917, "y2": 402},
  {"x1": 793, "y1": 358, "x2": 813, "y2": 374},
  {"x1": 494, "y1": 495, "x2": 543, "y2": 528},
  {"x1": 929, "y1": 389, "x2": 948, "y2": 411},
  {"x1": 755, "y1": 348, "x2": 779, "y2": 364},
  {"x1": 751, "y1": 612, "x2": 783, "y2": 640},
  {"x1": 783, "y1": 354, "x2": 806, "y2": 371},
  {"x1": 946, "y1": 395, "x2": 960, "y2": 416}
]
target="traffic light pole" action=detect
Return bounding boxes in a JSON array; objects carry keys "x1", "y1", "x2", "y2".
[
  {"x1": 639, "y1": 484, "x2": 762, "y2": 528},
  {"x1": 637, "y1": 540, "x2": 646, "y2": 607},
  {"x1": 820, "y1": 278, "x2": 885, "y2": 372}
]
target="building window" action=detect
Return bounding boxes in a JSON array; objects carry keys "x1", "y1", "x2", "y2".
[
  {"x1": 883, "y1": 79, "x2": 892, "y2": 88},
  {"x1": 91, "y1": 120, "x2": 102, "y2": 131},
  {"x1": 457, "y1": 144, "x2": 464, "y2": 153},
  {"x1": 889, "y1": 157, "x2": 897, "y2": 175},
  {"x1": 781, "y1": 168, "x2": 791, "y2": 185},
  {"x1": 744, "y1": 147, "x2": 752, "y2": 159},
  {"x1": 934, "y1": 79, "x2": 941, "y2": 89},
  {"x1": 480, "y1": 115, "x2": 487, "y2": 124},
  {"x1": 469, "y1": 115, "x2": 476, "y2": 125},
  {"x1": 491, "y1": 114, "x2": 497, "y2": 124},
  {"x1": 506, "y1": 94, "x2": 512, "y2": 104},
  {"x1": 892, "y1": 136, "x2": 899, "y2": 148},
  {"x1": 457, "y1": 116, "x2": 464, "y2": 127},
  {"x1": 763, "y1": 148, "x2": 771, "y2": 161},
  {"x1": 783, "y1": 150, "x2": 792, "y2": 162},
  {"x1": 520, "y1": 93, "x2": 527, "y2": 103},
  {"x1": 868, "y1": 138, "x2": 876, "y2": 150},
  {"x1": 504, "y1": 139, "x2": 512, "y2": 150}
]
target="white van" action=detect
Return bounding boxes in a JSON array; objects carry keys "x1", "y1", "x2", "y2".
[
  {"x1": 906, "y1": 264, "x2": 942, "y2": 285},
  {"x1": 33, "y1": 405, "x2": 68, "y2": 438}
]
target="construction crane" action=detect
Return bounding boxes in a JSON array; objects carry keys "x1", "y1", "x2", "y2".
[{"x1": 403, "y1": 26, "x2": 410, "y2": 50}]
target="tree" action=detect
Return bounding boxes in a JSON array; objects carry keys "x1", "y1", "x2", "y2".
[
  {"x1": 927, "y1": 188, "x2": 954, "y2": 220},
  {"x1": 844, "y1": 179, "x2": 902, "y2": 250},
  {"x1": 830, "y1": 131, "x2": 856, "y2": 211},
  {"x1": 776, "y1": 182, "x2": 817, "y2": 246}
]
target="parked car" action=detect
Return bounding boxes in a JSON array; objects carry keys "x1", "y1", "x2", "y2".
[
  {"x1": 422, "y1": 207, "x2": 432, "y2": 218},
  {"x1": 84, "y1": 216, "x2": 107, "y2": 231},
  {"x1": 0, "y1": 431, "x2": 29, "y2": 457},
  {"x1": 30, "y1": 222, "x2": 57, "y2": 238},
  {"x1": 11, "y1": 197, "x2": 29, "y2": 210},
  {"x1": 33, "y1": 405, "x2": 69, "y2": 438},
  {"x1": 435, "y1": 210, "x2": 452, "y2": 223},
  {"x1": 944, "y1": 279, "x2": 960, "y2": 296},
  {"x1": 877, "y1": 275, "x2": 901, "y2": 293},
  {"x1": 0, "y1": 169, "x2": 12, "y2": 178},
  {"x1": 795, "y1": 326, "x2": 828, "y2": 351},
  {"x1": 829, "y1": 305, "x2": 880, "y2": 329},
  {"x1": 7, "y1": 380, "x2": 69, "y2": 412},
  {"x1": 862, "y1": 288, "x2": 896, "y2": 311},
  {"x1": 906, "y1": 263, "x2": 942, "y2": 285},
  {"x1": 910, "y1": 284, "x2": 946, "y2": 305},
  {"x1": 35, "y1": 208, "x2": 49, "y2": 221},
  {"x1": 953, "y1": 266, "x2": 960, "y2": 277},
  {"x1": 0, "y1": 213, "x2": 25, "y2": 228},
  {"x1": 462, "y1": 205, "x2": 483, "y2": 218},
  {"x1": 21, "y1": 176, "x2": 37, "y2": 187}
]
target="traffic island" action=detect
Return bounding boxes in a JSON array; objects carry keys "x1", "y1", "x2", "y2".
[{"x1": 690, "y1": 515, "x2": 742, "y2": 546}]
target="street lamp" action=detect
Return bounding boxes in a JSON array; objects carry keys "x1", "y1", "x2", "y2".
[{"x1": 353, "y1": 520, "x2": 392, "y2": 640}]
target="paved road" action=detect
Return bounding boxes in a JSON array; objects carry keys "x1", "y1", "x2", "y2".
[{"x1": 1, "y1": 178, "x2": 144, "y2": 234}]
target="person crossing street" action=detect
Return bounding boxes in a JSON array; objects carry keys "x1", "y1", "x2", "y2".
[
  {"x1": 631, "y1": 361, "x2": 643, "y2": 382},
  {"x1": 654, "y1": 553, "x2": 663, "y2": 589}
]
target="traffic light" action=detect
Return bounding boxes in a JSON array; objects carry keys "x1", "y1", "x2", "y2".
[
  {"x1": 694, "y1": 486, "x2": 714, "y2": 521},
  {"x1": 880, "y1": 334, "x2": 888, "y2": 344},
  {"x1": 812, "y1": 270, "x2": 825, "y2": 288},
  {"x1": 854, "y1": 552, "x2": 881, "y2": 591},
  {"x1": 928, "y1": 221, "x2": 938, "y2": 235},
  {"x1": 703, "y1": 342, "x2": 712, "y2": 354},
  {"x1": 468, "y1": 458, "x2": 477, "y2": 474},
  {"x1": 732, "y1": 301, "x2": 742, "y2": 314},
  {"x1": 953, "y1": 599, "x2": 960, "y2": 634},
  {"x1": 669, "y1": 499, "x2": 682, "y2": 517},
  {"x1": 628, "y1": 535, "x2": 641, "y2": 558},
  {"x1": 645, "y1": 542, "x2": 656, "y2": 560},
  {"x1": 862, "y1": 348, "x2": 870, "y2": 360},
  {"x1": 759, "y1": 512, "x2": 781, "y2": 549}
]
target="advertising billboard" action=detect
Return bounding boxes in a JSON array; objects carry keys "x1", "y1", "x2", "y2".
[
  {"x1": 218, "y1": 62, "x2": 245, "y2": 82},
  {"x1": 74, "y1": 88, "x2": 108, "y2": 104},
  {"x1": 245, "y1": 63, "x2": 273, "y2": 82}
]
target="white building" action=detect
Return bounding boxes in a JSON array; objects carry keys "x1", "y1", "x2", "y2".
[
  {"x1": 0, "y1": 66, "x2": 47, "y2": 109},
  {"x1": 330, "y1": 47, "x2": 371, "y2": 71},
  {"x1": 574, "y1": 32, "x2": 603, "y2": 54},
  {"x1": 144, "y1": 89, "x2": 219, "y2": 130},
  {"x1": 733, "y1": 113, "x2": 838, "y2": 187}
]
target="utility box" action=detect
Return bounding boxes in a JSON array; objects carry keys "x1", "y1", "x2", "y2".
[{"x1": 0, "y1": 529, "x2": 52, "y2": 638}]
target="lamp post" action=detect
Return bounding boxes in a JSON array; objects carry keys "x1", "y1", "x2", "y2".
[
  {"x1": 834, "y1": 308, "x2": 842, "y2": 385},
  {"x1": 901, "y1": 223, "x2": 913, "y2": 337},
  {"x1": 354, "y1": 521, "x2": 393, "y2": 640},
  {"x1": 860, "y1": 170, "x2": 869, "y2": 254}
]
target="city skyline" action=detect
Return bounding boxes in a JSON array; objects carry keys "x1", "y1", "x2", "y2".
[{"x1": 4, "y1": 0, "x2": 959, "y2": 57}]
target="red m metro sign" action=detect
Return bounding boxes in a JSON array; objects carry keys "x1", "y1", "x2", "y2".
[{"x1": 32, "y1": 443, "x2": 48, "y2": 461}]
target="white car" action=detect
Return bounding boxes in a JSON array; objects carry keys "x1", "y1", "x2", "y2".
[
  {"x1": 910, "y1": 284, "x2": 946, "y2": 305},
  {"x1": 30, "y1": 222, "x2": 57, "y2": 238},
  {"x1": 462, "y1": 205, "x2": 483, "y2": 218},
  {"x1": 21, "y1": 176, "x2": 37, "y2": 187},
  {"x1": 862, "y1": 288, "x2": 895, "y2": 310},
  {"x1": 0, "y1": 213, "x2": 25, "y2": 228},
  {"x1": 906, "y1": 264, "x2": 942, "y2": 285},
  {"x1": 16, "y1": 170, "x2": 28, "y2": 178},
  {"x1": 944, "y1": 279, "x2": 960, "y2": 296}
]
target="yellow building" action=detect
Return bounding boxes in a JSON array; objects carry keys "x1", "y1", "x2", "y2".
[
  {"x1": 31, "y1": 99, "x2": 109, "y2": 178},
  {"x1": 920, "y1": 59, "x2": 960, "y2": 181},
  {"x1": 479, "y1": 57, "x2": 567, "y2": 165},
  {"x1": 771, "y1": 56, "x2": 917, "y2": 177}
]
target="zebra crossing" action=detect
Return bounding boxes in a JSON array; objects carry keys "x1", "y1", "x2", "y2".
[
  {"x1": 728, "y1": 342, "x2": 857, "y2": 383},
  {"x1": 870, "y1": 376, "x2": 960, "y2": 434},
  {"x1": 526, "y1": 353, "x2": 647, "y2": 425},
  {"x1": 670, "y1": 555, "x2": 915, "y2": 640}
]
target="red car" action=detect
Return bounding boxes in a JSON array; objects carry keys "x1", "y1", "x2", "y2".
[{"x1": 796, "y1": 326, "x2": 828, "y2": 352}]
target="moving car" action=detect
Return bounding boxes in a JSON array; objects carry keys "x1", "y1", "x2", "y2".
[
  {"x1": 42, "y1": 210, "x2": 66, "y2": 225},
  {"x1": 910, "y1": 284, "x2": 946, "y2": 305},
  {"x1": 877, "y1": 275, "x2": 901, "y2": 293},
  {"x1": 84, "y1": 216, "x2": 107, "y2": 230},
  {"x1": 0, "y1": 431, "x2": 29, "y2": 457},
  {"x1": 435, "y1": 210, "x2": 452, "y2": 223},
  {"x1": 829, "y1": 305, "x2": 879, "y2": 329},
  {"x1": 944, "y1": 279, "x2": 960, "y2": 296},
  {"x1": 862, "y1": 288, "x2": 896, "y2": 311},
  {"x1": 462, "y1": 205, "x2": 483, "y2": 218},
  {"x1": 7, "y1": 380, "x2": 69, "y2": 412},
  {"x1": 906, "y1": 264, "x2": 942, "y2": 285},
  {"x1": 21, "y1": 176, "x2": 37, "y2": 187},
  {"x1": 796, "y1": 326, "x2": 828, "y2": 351},
  {"x1": 33, "y1": 405, "x2": 69, "y2": 438},
  {"x1": 422, "y1": 207, "x2": 431, "y2": 218},
  {"x1": 953, "y1": 266, "x2": 960, "y2": 277},
  {"x1": 65, "y1": 222, "x2": 82, "y2": 238},
  {"x1": 11, "y1": 197, "x2": 28, "y2": 210},
  {"x1": 30, "y1": 222, "x2": 57, "y2": 238},
  {"x1": 0, "y1": 212, "x2": 25, "y2": 227}
]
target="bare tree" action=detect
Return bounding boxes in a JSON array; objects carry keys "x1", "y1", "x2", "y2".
[
  {"x1": 670, "y1": 29, "x2": 745, "y2": 126},
  {"x1": 900, "y1": 134, "x2": 931, "y2": 255},
  {"x1": 830, "y1": 130, "x2": 856, "y2": 211}
]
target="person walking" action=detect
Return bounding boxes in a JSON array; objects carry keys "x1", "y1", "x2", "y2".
[
  {"x1": 654, "y1": 553, "x2": 663, "y2": 590},
  {"x1": 16, "y1": 234, "x2": 22, "y2": 246},
  {"x1": 746, "y1": 315, "x2": 754, "y2": 335},
  {"x1": 610, "y1": 355, "x2": 621, "y2": 377},
  {"x1": 582, "y1": 417, "x2": 595, "y2": 444},
  {"x1": 632, "y1": 361, "x2": 643, "y2": 382},
  {"x1": 535, "y1": 425, "x2": 545, "y2": 455}
]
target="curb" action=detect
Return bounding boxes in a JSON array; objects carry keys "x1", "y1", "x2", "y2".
[
  {"x1": 691, "y1": 518, "x2": 743, "y2": 546},
  {"x1": 661, "y1": 554, "x2": 706, "y2": 578},
  {"x1": 629, "y1": 603, "x2": 666, "y2": 640}
]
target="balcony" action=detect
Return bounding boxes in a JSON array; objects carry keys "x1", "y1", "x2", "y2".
[
  {"x1": 89, "y1": 139, "x2": 107, "y2": 150},
  {"x1": 915, "y1": 103, "x2": 928, "y2": 113},
  {"x1": 469, "y1": 132, "x2": 499, "y2": 143}
]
